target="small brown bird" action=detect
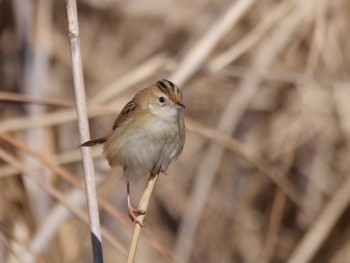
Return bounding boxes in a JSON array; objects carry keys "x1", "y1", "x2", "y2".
[{"x1": 81, "y1": 79, "x2": 185, "y2": 225}]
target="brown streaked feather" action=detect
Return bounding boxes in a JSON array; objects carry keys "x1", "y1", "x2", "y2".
[
  {"x1": 156, "y1": 79, "x2": 183, "y2": 103},
  {"x1": 80, "y1": 137, "x2": 107, "y2": 147},
  {"x1": 112, "y1": 98, "x2": 137, "y2": 130},
  {"x1": 82, "y1": 79, "x2": 183, "y2": 148}
]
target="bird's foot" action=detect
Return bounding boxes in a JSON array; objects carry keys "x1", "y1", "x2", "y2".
[
  {"x1": 128, "y1": 204, "x2": 145, "y2": 227},
  {"x1": 160, "y1": 168, "x2": 167, "y2": 175}
]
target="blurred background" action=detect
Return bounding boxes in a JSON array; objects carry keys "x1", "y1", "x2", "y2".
[{"x1": 1, "y1": 0, "x2": 350, "y2": 262}]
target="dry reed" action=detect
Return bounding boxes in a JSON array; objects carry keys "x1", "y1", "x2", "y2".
[{"x1": 1, "y1": 0, "x2": 350, "y2": 262}]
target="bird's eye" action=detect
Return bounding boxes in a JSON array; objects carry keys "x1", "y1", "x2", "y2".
[{"x1": 159, "y1": 96, "x2": 166, "y2": 103}]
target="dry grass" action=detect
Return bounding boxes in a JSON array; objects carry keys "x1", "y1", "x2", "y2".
[{"x1": 1, "y1": 0, "x2": 350, "y2": 262}]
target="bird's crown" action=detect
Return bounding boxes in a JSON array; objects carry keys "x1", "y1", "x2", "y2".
[{"x1": 156, "y1": 79, "x2": 183, "y2": 103}]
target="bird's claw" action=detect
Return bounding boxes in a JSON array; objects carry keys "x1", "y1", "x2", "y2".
[
  {"x1": 128, "y1": 206, "x2": 146, "y2": 227},
  {"x1": 160, "y1": 168, "x2": 167, "y2": 175}
]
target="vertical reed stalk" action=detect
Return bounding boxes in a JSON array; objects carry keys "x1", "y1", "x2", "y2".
[
  {"x1": 65, "y1": 1, "x2": 103, "y2": 262},
  {"x1": 127, "y1": 174, "x2": 159, "y2": 263}
]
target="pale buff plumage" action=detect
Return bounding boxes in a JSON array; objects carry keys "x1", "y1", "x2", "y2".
[{"x1": 81, "y1": 79, "x2": 185, "y2": 225}]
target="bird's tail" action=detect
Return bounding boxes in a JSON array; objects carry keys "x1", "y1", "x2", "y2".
[{"x1": 80, "y1": 138, "x2": 107, "y2": 147}]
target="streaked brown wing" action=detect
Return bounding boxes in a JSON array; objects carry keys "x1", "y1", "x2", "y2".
[{"x1": 112, "y1": 98, "x2": 136, "y2": 130}]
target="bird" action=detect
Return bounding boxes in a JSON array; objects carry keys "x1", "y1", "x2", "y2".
[{"x1": 81, "y1": 79, "x2": 185, "y2": 226}]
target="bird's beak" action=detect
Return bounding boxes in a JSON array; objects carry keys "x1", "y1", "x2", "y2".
[{"x1": 175, "y1": 101, "x2": 186, "y2": 110}]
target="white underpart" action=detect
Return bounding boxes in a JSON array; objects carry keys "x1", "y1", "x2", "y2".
[
  {"x1": 105, "y1": 105, "x2": 182, "y2": 181},
  {"x1": 148, "y1": 103, "x2": 180, "y2": 121}
]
